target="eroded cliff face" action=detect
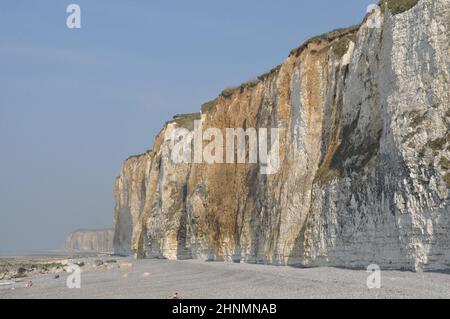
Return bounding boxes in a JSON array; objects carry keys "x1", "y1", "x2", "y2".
[
  {"x1": 65, "y1": 229, "x2": 114, "y2": 253},
  {"x1": 114, "y1": 0, "x2": 449, "y2": 271}
]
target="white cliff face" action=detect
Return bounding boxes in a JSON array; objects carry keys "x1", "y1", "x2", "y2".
[
  {"x1": 113, "y1": 0, "x2": 449, "y2": 271},
  {"x1": 304, "y1": 0, "x2": 449, "y2": 271},
  {"x1": 113, "y1": 152, "x2": 153, "y2": 256},
  {"x1": 65, "y1": 229, "x2": 114, "y2": 253}
]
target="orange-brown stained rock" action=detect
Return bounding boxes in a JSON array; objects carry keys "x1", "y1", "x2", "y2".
[{"x1": 114, "y1": 0, "x2": 450, "y2": 271}]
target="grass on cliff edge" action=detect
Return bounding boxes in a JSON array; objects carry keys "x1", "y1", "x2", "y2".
[
  {"x1": 201, "y1": 99, "x2": 218, "y2": 113},
  {"x1": 172, "y1": 113, "x2": 201, "y2": 130},
  {"x1": 201, "y1": 0, "x2": 419, "y2": 112},
  {"x1": 219, "y1": 78, "x2": 261, "y2": 100},
  {"x1": 385, "y1": 0, "x2": 419, "y2": 15},
  {"x1": 289, "y1": 25, "x2": 360, "y2": 57}
]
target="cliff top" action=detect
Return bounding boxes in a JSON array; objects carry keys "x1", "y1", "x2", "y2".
[{"x1": 119, "y1": 0, "x2": 422, "y2": 165}]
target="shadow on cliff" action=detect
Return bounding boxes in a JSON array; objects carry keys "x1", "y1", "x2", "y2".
[
  {"x1": 113, "y1": 207, "x2": 133, "y2": 256},
  {"x1": 176, "y1": 184, "x2": 192, "y2": 260}
]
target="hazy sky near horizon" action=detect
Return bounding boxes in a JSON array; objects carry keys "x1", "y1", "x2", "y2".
[{"x1": 0, "y1": 0, "x2": 375, "y2": 253}]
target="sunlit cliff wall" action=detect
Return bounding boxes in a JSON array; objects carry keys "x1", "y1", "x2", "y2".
[{"x1": 113, "y1": 0, "x2": 449, "y2": 271}]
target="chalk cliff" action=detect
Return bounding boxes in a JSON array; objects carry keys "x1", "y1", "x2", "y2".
[
  {"x1": 113, "y1": 0, "x2": 449, "y2": 271},
  {"x1": 65, "y1": 229, "x2": 114, "y2": 253}
]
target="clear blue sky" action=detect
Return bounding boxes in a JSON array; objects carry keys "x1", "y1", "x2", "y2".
[{"x1": 0, "y1": 0, "x2": 375, "y2": 253}]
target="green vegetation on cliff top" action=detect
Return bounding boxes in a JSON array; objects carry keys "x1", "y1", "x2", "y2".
[
  {"x1": 189, "y1": 0, "x2": 421, "y2": 115},
  {"x1": 173, "y1": 113, "x2": 201, "y2": 130},
  {"x1": 385, "y1": 0, "x2": 419, "y2": 15}
]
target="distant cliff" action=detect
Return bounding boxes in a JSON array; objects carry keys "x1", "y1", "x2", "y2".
[
  {"x1": 113, "y1": 0, "x2": 449, "y2": 271},
  {"x1": 65, "y1": 229, "x2": 113, "y2": 253}
]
